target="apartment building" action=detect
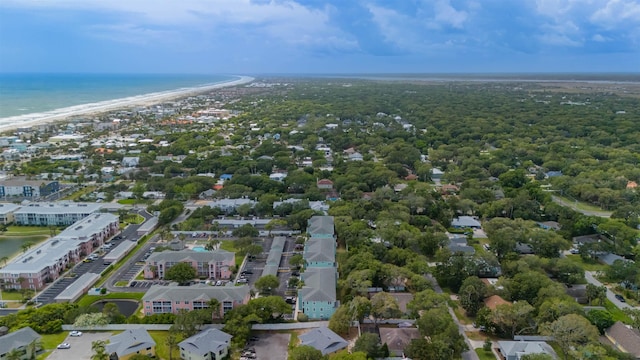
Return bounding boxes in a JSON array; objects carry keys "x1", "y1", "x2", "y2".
[
  {"x1": 142, "y1": 284, "x2": 250, "y2": 316},
  {"x1": 0, "y1": 178, "x2": 59, "y2": 199},
  {"x1": 0, "y1": 213, "x2": 119, "y2": 290},
  {"x1": 13, "y1": 202, "x2": 102, "y2": 226},
  {"x1": 143, "y1": 250, "x2": 235, "y2": 280}
]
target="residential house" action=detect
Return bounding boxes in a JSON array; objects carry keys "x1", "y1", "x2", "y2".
[
  {"x1": 298, "y1": 267, "x2": 339, "y2": 320},
  {"x1": 198, "y1": 189, "x2": 217, "y2": 200},
  {"x1": 605, "y1": 321, "x2": 640, "y2": 359},
  {"x1": 379, "y1": 327, "x2": 421, "y2": 357},
  {"x1": 179, "y1": 328, "x2": 232, "y2": 360},
  {"x1": 451, "y1": 216, "x2": 482, "y2": 229},
  {"x1": 142, "y1": 284, "x2": 250, "y2": 316},
  {"x1": 564, "y1": 284, "x2": 588, "y2": 304},
  {"x1": 121, "y1": 157, "x2": 139, "y2": 167},
  {"x1": 206, "y1": 198, "x2": 256, "y2": 214},
  {"x1": 298, "y1": 327, "x2": 348, "y2": 355},
  {"x1": 483, "y1": 295, "x2": 511, "y2": 310},
  {"x1": 269, "y1": 173, "x2": 287, "y2": 182},
  {"x1": 497, "y1": 341, "x2": 558, "y2": 360},
  {"x1": 447, "y1": 236, "x2": 475, "y2": 255},
  {"x1": 348, "y1": 152, "x2": 363, "y2": 161},
  {"x1": 0, "y1": 326, "x2": 42, "y2": 360},
  {"x1": 144, "y1": 250, "x2": 235, "y2": 280},
  {"x1": 106, "y1": 328, "x2": 156, "y2": 360},
  {"x1": 537, "y1": 221, "x2": 561, "y2": 231},
  {"x1": 316, "y1": 179, "x2": 334, "y2": 190}
]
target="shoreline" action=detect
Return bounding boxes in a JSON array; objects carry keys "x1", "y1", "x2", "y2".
[{"x1": 0, "y1": 75, "x2": 254, "y2": 133}]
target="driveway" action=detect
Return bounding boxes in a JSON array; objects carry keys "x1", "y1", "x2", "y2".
[
  {"x1": 251, "y1": 332, "x2": 290, "y2": 360},
  {"x1": 47, "y1": 332, "x2": 113, "y2": 360},
  {"x1": 585, "y1": 271, "x2": 638, "y2": 310}
]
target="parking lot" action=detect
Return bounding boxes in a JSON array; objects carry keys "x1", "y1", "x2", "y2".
[
  {"x1": 128, "y1": 280, "x2": 170, "y2": 288},
  {"x1": 35, "y1": 277, "x2": 76, "y2": 304},
  {"x1": 46, "y1": 332, "x2": 113, "y2": 360},
  {"x1": 251, "y1": 332, "x2": 290, "y2": 360}
]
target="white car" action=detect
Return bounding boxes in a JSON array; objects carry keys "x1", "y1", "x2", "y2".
[
  {"x1": 69, "y1": 331, "x2": 82, "y2": 337},
  {"x1": 57, "y1": 343, "x2": 71, "y2": 349}
]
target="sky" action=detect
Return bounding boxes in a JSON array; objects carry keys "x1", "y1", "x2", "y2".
[{"x1": 0, "y1": 0, "x2": 638, "y2": 74}]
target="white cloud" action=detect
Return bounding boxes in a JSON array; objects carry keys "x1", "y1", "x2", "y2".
[
  {"x1": 591, "y1": 0, "x2": 640, "y2": 27},
  {"x1": 433, "y1": 0, "x2": 468, "y2": 29},
  {"x1": 1, "y1": 0, "x2": 357, "y2": 51}
]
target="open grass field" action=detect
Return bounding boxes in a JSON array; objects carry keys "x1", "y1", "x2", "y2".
[{"x1": 0, "y1": 291, "x2": 24, "y2": 300}]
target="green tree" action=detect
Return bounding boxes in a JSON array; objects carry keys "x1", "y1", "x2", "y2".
[
  {"x1": 586, "y1": 309, "x2": 615, "y2": 334},
  {"x1": 91, "y1": 340, "x2": 109, "y2": 360},
  {"x1": 491, "y1": 301, "x2": 535, "y2": 338},
  {"x1": 166, "y1": 329, "x2": 180, "y2": 360},
  {"x1": 164, "y1": 262, "x2": 197, "y2": 285},
  {"x1": 353, "y1": 333, "x2": 388, "y2": 359},
  {"x1": 172, "y1": 309, "x2": 209, "y2": 338},
  {"x1": 6, "y1": 348, "x2": 21, "y2": 360},
  {"x1": 254, "y1": 275, "x2": 279, "y2": 294},
  {"x1": 288, "y1": 345, "x2": 325, "y2": 360},
  {"x1": 585, "y1": 284, "x2": 607, "y2": 306},
  {"x1": 541, "y1": 314, "x2": 599, "y2": 360},
  {"x1": 459, "y1": 276, "x2": 487, "y2": 316},
  {"x1": 289, "y1": 254, "x2": 305, "y2": 268},
  {"x1": 370, "y1": 292, "x2": 402, "y2": 323}
]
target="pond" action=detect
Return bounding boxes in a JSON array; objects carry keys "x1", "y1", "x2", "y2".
[
  {"x1": 0, "y1": 235, "x2": 48, "y2": 260},
  {"x1": 92, "y1": 299, "x2": 140, "y2": 317}
]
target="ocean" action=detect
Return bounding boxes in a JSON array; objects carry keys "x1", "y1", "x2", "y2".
[{"x1": 0, "y1": 73, "x2": 237, "y2": 119}]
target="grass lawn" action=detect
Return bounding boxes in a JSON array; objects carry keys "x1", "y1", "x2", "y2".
[
  {"x1": 149, "y1": 330, "x2": 180, "y2": 360},
  {"x1": 220, "y1": 240, "x2": 245, "y2": 266},
  {"x1": 563, "y1": 255, "x2": 609, "y2": 272},
  {"x1": 76, "y1": 292, "x2": 144, "y2": 307},
  {"x1": 0, "y1": 291, "x2": 24, "y2": 300},
  {"x1": 3, "y1": 226, "x2": 54, "y2": 236},
  {"x1": 117, "y1": 199, "x2": 153, "y2": 205},
  {"x1": 114, "y1": 280, "x2": 129, "y2": 287},
  {"x1": 475, "y1": 348, "x2": 496, "y2": 360},
  {"x1": 37, "y1": 332, "x2": 69, "y2": 359},
  {"x1": 554, "y1": 195, "x2": 612, "y2": 214},
  {"x1": 123, "y1": 214, "x2": 145, "y2": 225},
  {"x1": 453, "y1": 304, "x2": 472, "y2": 325},
  {"x1": 603, "y1": 299, "x2": 632, "y2": 323}
]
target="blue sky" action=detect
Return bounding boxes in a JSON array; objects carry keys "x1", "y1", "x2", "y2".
[{"x1": 0, "y1": 0, "x2": 638, "y2": 74}]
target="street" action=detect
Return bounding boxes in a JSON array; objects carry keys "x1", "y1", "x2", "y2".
[{"x1": 585, "y1": 271, "x2": 638, "y2": 310}]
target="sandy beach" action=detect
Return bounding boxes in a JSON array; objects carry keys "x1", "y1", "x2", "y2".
[{"x1": 0, "y1": 75, "x2": 254, "y2": 133}]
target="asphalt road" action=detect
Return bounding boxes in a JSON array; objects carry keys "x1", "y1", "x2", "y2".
[{"x1": 585, "y1": 271, "x2": 638, "y2": 310}]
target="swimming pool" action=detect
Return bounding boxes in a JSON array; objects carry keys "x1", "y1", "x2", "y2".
[{"x1": 193, "y1": 246, "x2": 207, "y2": 252}]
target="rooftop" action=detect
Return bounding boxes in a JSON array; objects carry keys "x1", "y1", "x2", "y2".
[
  {"x1": 299, "y1": 327, "x2": 347, "y2": 355},
  {"x1": 178, "y1": 328, "x2": 232, "y2": 356},
  {"x1": 13, "y1": 202, "x2": 102, "y2": 215},
  {"x1": 143, "y1": 284, "x2": 250, "y2": 303},
  {"x1": 299, "y1": 267, "x2": 337, "y2": 302},
  {"x1": 147, "y1": 249, "x2": 234, "y2": 264},
  {"x1": 106, "y1": 328, "x2": 155, "y2": 357}
]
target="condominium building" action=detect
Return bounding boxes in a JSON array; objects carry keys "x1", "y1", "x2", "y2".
[
  {"x1": 13, "y1": 202, "x2": 102, "y2": 226},
  {"x1": 0, "y1": 213, "x2": 119, "y2": 290},
  {"x1": 143, "y1": 250, "x2": 235, "y2": 280},
  {"x1": 298, "y1": 215, "x2": 339, "y2": 320},
  {"x1": 0, "y1": 178, "x2": 59, "y2": 199},
  {"x1": 142, "y1": 284, "x2": 250, "y2": 316},
  {"x1": 0, "y1": 202, "x2": 20, "y2": 224}
]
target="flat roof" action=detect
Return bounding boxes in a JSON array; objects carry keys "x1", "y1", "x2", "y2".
[
  {"x1": 14, "y1": 202, "x2": 102, "y2": 215},
  {"x1": 56, "y1": 213, "x2": 118, "y2": 240},
  {"x1": 104, "y1": 240, "x2": 137, "y2": 261},
  {"x1": 0, "y1": 202, "x2": 21, "y2": 214},
  {"x1": 54, "y1": 273, "x2": 100, "y2": 301}
]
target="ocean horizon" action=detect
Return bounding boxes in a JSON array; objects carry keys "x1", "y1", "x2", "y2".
[{"x1": 0, "y1": 73, "x2": 237, "y2": 120}]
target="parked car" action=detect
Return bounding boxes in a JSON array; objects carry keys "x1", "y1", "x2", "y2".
[
  {"x1": 57, "y1": 343, "x2": 71, "y2": 349},
  {"x1": 237, "y1": 278, "x2": 248, "y2": 284},
  {"x1": 69, "y1": 331, "x2": 82, "y2": 337},
  {"x1": 615, "y1": 294, "x2": 626, "y2": 302}
]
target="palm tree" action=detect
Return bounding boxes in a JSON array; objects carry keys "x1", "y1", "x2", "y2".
[
  {"x1": 6, "y1": 348, "x2": 21, "y2": 360},
  {"x1": 0, "y1": 256, "x2": 8, "y2": 267},
  {"x1": 91, "y1": 340, "x2": 109, "y2": 360},
  {"x1": 166, "y1": 330, "x2": 179, "y2": 360},
  {"x1": 27, "y1": 338, "x2": 42, "y2": 360}
]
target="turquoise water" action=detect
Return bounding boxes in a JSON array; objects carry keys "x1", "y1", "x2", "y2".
[
  {"x1": 193, "y1": 246, "x2": 207, "y2": 252},
  {"x1": 0, "y1": 73, "x2": 236, "y2": 118}
]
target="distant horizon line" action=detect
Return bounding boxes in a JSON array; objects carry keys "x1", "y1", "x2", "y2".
[{"x1": 1, "y1": 71, "x2": 639, "y2": 75}]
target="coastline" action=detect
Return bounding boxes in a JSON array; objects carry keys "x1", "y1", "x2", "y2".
[{"x1": 0, "y1": 75, "x2": 254, "y2": 133}]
